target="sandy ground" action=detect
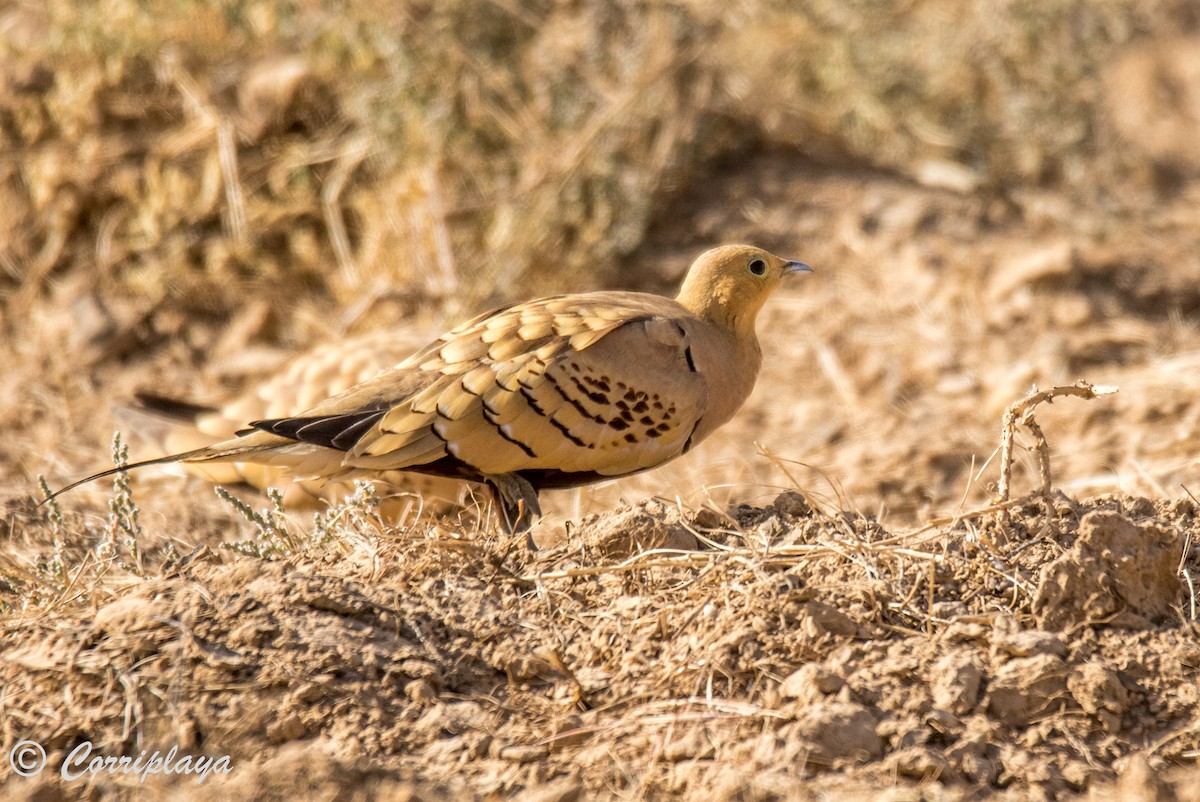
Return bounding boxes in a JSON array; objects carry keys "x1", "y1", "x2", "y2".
[{"x1": 2, "y1": 7, "x2": 1200, "y2": 801}]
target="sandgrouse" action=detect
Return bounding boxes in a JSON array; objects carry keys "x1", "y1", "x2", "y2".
[{"x1": 48, "y1": 245, "x2": 812, "y2": 538}]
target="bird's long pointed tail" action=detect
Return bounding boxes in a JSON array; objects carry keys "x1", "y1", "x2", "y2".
[{"x1": 38, "y1": 433, "x2": 286, "y2": 506}]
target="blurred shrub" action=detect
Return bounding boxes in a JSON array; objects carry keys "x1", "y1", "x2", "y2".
[{"x1": 0, "y1": 0, "x2": 1193, "y2": 347}]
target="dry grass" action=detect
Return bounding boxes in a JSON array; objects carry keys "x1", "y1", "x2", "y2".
[
  {"x1": 3, "y1": 0, "x2": 1194, "y2": 336},
  {"x1": 2, "y1": 417, "x2": 1199, "y2": 798}
]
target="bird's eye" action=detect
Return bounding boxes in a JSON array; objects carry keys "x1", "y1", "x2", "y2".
[{"x1": 748, "y1": 258, "x2": 767, "y2": 276}]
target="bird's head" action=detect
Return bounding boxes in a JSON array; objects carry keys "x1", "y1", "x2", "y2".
[{"x1": 675, "y1": 244, "x2": 813, "y2": 335}]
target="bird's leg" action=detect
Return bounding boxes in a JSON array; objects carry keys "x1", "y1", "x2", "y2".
[{"x1": 485, "y1": 473, "x2": 542, "y2": 548}]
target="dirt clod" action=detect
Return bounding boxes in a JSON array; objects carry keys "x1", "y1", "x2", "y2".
[
  {"x1": 511, "y1": 777, "x2": 583, "y2": 802},
  {"x1": 574, "y1": 499, "x2": 699, "y2": 557},
  {"x1": 792, "y1": 701, "x2": 883, "y2": 765},
  {"x1": 1033, "y1": 510, "x2": 1183, "y2": 629},
  {"x1": 985, "y1": 653, "x2": 1070, "y2": 726},
  {"x1": 780, "y1": 664, "x2": 847, "y2": 702},
  {"x1": 92, "y1": 594, "x2": 171, "y2": 634},
  {"x1": 930, "y1": 652, "x2": 984, "y2": 715},
  {"x1": 1067, "y1": 661, "x2": 1129, "y2": 730},
  {"x1": 993, "y1": 629, "x2": 1068, "y2": 659}
]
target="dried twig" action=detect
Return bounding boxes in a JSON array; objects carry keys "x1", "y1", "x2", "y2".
[
  {"x1": 1025, "y1": 416, "x2": 1053, "y2": 531},
  {"x1": 995, "y1": 381, "x2": 1118, "y2": 525},
  {"x1": 1182, "y1": 569, "x2": 1197, "y2": 622}
]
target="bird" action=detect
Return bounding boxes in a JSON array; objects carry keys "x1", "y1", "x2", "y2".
[
  {"x1": 45, "y1": 244, "x2": 813, "y2": 540},
  {"x1": 116, "y1": 328, "x2": 472, "y2": 519}
]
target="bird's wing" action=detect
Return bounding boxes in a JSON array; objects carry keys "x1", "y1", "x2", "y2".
[
  {"x1": 253, "y1": 292, "x2": 710, "y2": 479},
  {"x1": 118, "y1": 328, "x2": 467, "y2": 507},
  {"x1": 221, "y1": 327, "x2": 434, "y2": 424}
]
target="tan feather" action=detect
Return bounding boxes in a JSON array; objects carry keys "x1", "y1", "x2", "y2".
[
  {"x1": 460, "y1": 365, "x2": 498, "y2": 397},
  {"x1": 353, "y1": 429, "x2": 447, "y2": 467},
  {"x1": 437, "y1": 380, "x2": 479, "y2": 421},
  {"x1": 439, "y1": 335, "x2": 491, "y2": 364}
]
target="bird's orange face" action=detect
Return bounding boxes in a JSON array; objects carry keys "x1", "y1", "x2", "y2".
[{"x1": 675, "y1": 244, "x2": 813, "y2": 334}]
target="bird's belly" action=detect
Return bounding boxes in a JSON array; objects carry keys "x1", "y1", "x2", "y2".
[{"x1": 407, "y1": 445, "x2": 678, "y2": 490}]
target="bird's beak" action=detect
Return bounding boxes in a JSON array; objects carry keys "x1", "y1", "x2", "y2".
[{"x1": 784, "y1": 260, "x2": 814, "y2": 275}]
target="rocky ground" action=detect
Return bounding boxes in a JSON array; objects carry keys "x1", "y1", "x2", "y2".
[{"x1": 2, "y1": 3, "x2": 1199, "y2": 799}]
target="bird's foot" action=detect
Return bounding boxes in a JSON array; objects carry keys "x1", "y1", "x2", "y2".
[{"x1": 486, "y1": 473, "x2": 542, "y2": 548}]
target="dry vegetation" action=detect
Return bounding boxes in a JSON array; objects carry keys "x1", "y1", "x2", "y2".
[{"x1": 2, "y1": 1, "x2": 1200, "y2": 800}]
